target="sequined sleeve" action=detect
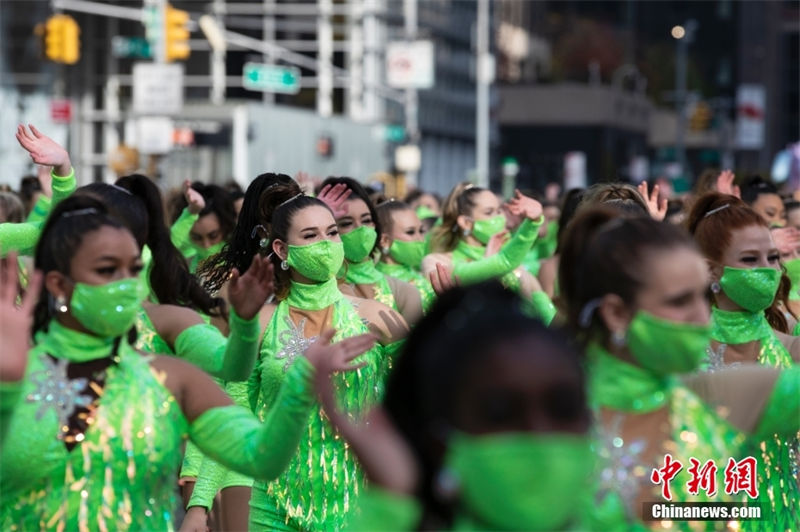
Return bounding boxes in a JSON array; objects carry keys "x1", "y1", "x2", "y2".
[
  {"x1": 170, "y1": 207, "x2": 199, "y2": 258},
  {"x1": 452, "y1": 216, "x2": 542, "y2": 284},
  {"x1": 755, "y1": 366, "x2": 800, "y2": 440},
  {"x1": 174, "y1": 309, "x2": 260, "y2": 381},
  {"x1": 347, "y1": 487, "x2": 421, "y2": 531},
  {"x1": 0, "y1": 381, "x2": 22, "y2": 447},
  {"x1": 188, "y1": 357, "x2": 315, "y2": 480},
  {"x1": 0, "y1": 168, "x2": 75, "y2": 257},
  {"x1": 24, "y1": 195, "x2": 51, "y2": 224}
]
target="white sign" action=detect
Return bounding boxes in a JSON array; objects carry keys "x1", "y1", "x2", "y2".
[
  {"x1": 136, "y1": 116, "x2": 174, "y2": 154},
  {"x1": 133, "y1": 63, "x2": 184, "y2": 115},
  {"x1": 386, "y1": 41, "x2": 435, "y2": 89},
  {"x1": 563, "y1": 152, "x2": 587, "y2": 189},
  {"x1": 735, "y1": 84, "x2": 765, "y2": 149}
]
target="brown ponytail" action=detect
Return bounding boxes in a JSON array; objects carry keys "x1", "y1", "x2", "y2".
[{"x1": 429, "y1": 182, "x2": 486, "y2": 252}]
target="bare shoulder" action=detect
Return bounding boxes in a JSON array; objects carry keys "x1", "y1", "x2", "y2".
[
  {"x1": 258, "y1": 301, "x2": 279, "y2": 333},
  {"x1": 144, "y1": 302, "x2": 205, "y2": 331},
  {"x1": 347, "y1": 295, "x2": 409, "y2": 344}
]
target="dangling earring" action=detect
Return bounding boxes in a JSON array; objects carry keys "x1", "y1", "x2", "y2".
[
  {"x1": 434, "y1": 467, "x2": 460, "y2": 502},
  {"x1": 55, "y1": 295, "x2": 68, "y2": 313},
  {"x1": 259, "y1": 238, "x2": 269, "y2": 250},
  {"x1": 462, "y1": 227, "x2": 470, "y2": 237},
  {"x1": 280, "y1": 260, "x2": 289, "y2": 271},
  {"x1": 711, "y1": 281, "x2": 721, "y2": 294},
  {"x1": 611, "y1": 330, "x2": 626, "y2": 347},
  {"x1": 381, "y1": 247, "x2": 390, "y2": 255}
]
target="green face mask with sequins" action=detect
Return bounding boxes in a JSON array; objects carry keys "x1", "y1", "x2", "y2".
[
  {"x1": 627, "y1": 311, "x2": 711, "y2": 375},
  {"x1": 471, "y1": 215, "x2": 506, "y2": 245},
  {"x1": 287, "y1": 239, "x2": 345, "y2": 282},
  {"x1": 193, "y1": 241, "x2": 225, "y2": 260},
  {"x1": 388, "y1": 239, "x2": 425, "y2": 269},
  {"x1": 446, "y1": 432, "x2": 592, "y2": 531},
  {"x1": 719, "y1": 266, "x2": 781, "y2": 312},
  {"x1": 340, "y1": 225, "x2": 377, "y2": 262},
  {"x1": 70, "y1": 276, "x2": 147, "y2": 338}
]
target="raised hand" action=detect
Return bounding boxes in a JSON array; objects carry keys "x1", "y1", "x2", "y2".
[
  {"x1": 637, "y1": 182, "x2": 668, "y2": 221},
  {"x1": 771, "y1": 227, "x2": 800, "y2": 256},
  {"x1": 429, "y1": 262, "x2": 458, "y2": 296},
  {"x1": 716, "y1": 170, "x2": 741, "y2": 199},
  {"x1": 506, "y1": 189, "x2": 543, "y2": 221},
  {"x1": 317, "y1": 183, "x2": 352, "y2": 218},
  {"x1": 484, "y1": 229, "x2": 509, "y2": 258},
  {"x1": 228, "y1": 254, "x2": 274, "y2": 320},
  {"x1": 16, "y1": 124, "x2": 71, "y2": 177},
  {"x1": 182, "y1": 180, "x2": 206, "y2": 214},
  {"x1": 304, "y1": 328, "x2": 374, "y2": 375},
  {"x1": 178, "y1": 506, "x2": 209, "y2": 532},
  {"x1": 0, "y1": 254, "x2": 42, "y2": 382}
]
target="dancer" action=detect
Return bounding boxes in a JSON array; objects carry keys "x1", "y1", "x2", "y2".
[
  {"x1": 559, "y1": 206, "x2": 800, "y2": 530},
  {"x1": 688, "y1": 193, "x2": 800, "y2": 528},
  {"x1": 319, "y1": 176, "x2": 423, "y2": 325},
  {"x1": 375, "y1": 200, "x2": 435, "y2": 312}
]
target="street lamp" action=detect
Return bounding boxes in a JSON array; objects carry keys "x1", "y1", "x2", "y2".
[{"x1": 673, "y1": 19, "x2": 698, "y2": 182}]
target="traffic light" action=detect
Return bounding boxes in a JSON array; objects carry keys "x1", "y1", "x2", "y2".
[
  {"x1": 165, "y1": 4, "x2": 190, "y2": 62},
  {"x1": 689, "y1": 101, "x2": 713, "y2": 131},
  {"x1": 40, "y1": 14, "x2": 80, "y2": 64}
]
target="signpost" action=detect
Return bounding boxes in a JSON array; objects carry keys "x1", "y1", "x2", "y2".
[
  {"x1": 132, "y1": 62, "x2": 184, "y2": 114},
  {"x1": 242, "y1": 62, "x2": 301, "y2": 94},
  {"x1": 112, "y1": 36, "x2": 151, "y2": 59}
]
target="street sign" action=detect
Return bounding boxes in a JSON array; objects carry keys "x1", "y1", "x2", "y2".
[
  {"x1": 132, "y1": 63, "x2": 183, "y2": 115},
  {"x1": 386, "y1": 41, "x2": 435, "y2": 89},
  {"x1": 50, "y1": 99, "x2": 72, "y2": 123},
  {"x1": 112, "y1": 36, "x2": 151, "y2": 59},
  {"x1": 385, "y1": 124, "x2": 405, "y2": 142},
  {"x1": 242, "y1": 63, "x2": 301, "y2": 94}
]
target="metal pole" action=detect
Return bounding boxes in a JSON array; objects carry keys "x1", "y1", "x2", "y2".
[
  {"x1": 403, "y1": 0, "x2": 419, "y2": 187},
  {"x1": 210, "y1": 0, "x2": 226, "y2": 104},
  {"x1": 475, "y1": 0, "x2": 489, "y2": 187},
  {"x1": 348, "y1": 0, "x2": 365, "y2": 121},
  {"x1": 317, "y1": 0, "x2": 334, "y2": 117}
]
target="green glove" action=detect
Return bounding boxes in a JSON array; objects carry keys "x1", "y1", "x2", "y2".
[
  {"x1": 0, "y1": 382, "x2": 22, "y2": 447},
  {"x1": 170, "y1": 207, "x2": 199, "y2": 259},
  {"x1": 174, "y1": 309, "x2": 260, "y2": 381},
  {"x1": 188, "y1": 358, "x2": 316, "y2": 480},
  {"x1": 347, "y1": 487, "x2": 421, "y2": 531},
  {"x1": 754, "y1": 367, "x2": 800, "y2": 440},
  {"x1": 523, "y1": 291, "x2": 557, "y2": 326},
  {"x1": 453, "y1": 216, "x2": 543, "y2": 284},
  {"x1": 24, "y1": 195, "x2": 51, "y2": 224}
]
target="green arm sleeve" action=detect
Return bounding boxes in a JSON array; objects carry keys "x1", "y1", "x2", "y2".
[
  {"x1": 347, "y1": 487, "x2": 421, "y2": 531},
  {"x1": 0, "y1": 382, "x2": 22, "y2": 447},
  {"x1": 188, "y1": 381, "x2": 253, "y2": 510},
  {"x1": 754, "y1": 367, "x2": 800, "y2": 440},
  {"x1": 24, "y1": 195, "x2": 51, "y2": 224},
  {"x1": 50, "y1": 167, "x2": 76, "y2": 207},
  {"x1": 174, "y1": 310, "x2": 260, "y2": 381},
  {"x1": 188, "y1": 357, "x2": 316, "y2": 480},
  {"x1": 452, "y1": 216, "x2": 543, "y2": 284},
  {"x1": 0, "y1": 168, "x2": 76, "y2": 257},
  {"x1": 170, "y1": 207, "x2": 199, "y2": 258},
  {"x1": 523, "y1": 290, "x2": 557, "y2": 325}
]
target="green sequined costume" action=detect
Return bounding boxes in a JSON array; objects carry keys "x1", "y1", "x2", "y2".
[
  {"x1": 341, "y1": 259, "x2": 398, "y2": 310},
  {"x1": 375, "y1": 261, "x2": 435, "y2": 313},
  {"x1": 0, "y1": 168, "x2": 76, "y2": 257},
  {"x1": 587, "y1": 344, "x2": 749, "y2": 531},
  {"x1": 248, "y1": 278, "x2": 384, "y2": 531},
  {"x1": 0, "y1": 321, "x2": 317, "y2": 531},
  {"x1": 708, "y1": 307, "x2": 800, "y2": 531}
]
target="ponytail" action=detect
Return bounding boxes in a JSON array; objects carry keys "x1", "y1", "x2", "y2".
[{"x1": 429, "y1": 182, "x2": 485, "y2": 252}]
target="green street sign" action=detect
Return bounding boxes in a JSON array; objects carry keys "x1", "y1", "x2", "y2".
[
  {"x1": 112, "y1": 36, "x2": 151, "y2": 59},
  {"x1": 385, "y1": 124, "x2": 406, "y2": 142},
  {"x1": 242, "y1": 62, "x2": 301, "y2": 94}
]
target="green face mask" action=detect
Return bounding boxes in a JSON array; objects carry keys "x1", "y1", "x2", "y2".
[
  {"x1": 627, "y1": 311, "x2": 711, "y2": 375},
  {"x1": 340, "y1": 225, "x2": 377, "y2": 262},
  {"x1": 784, "y1": 258, "x2": 800, "y2": 287},
  {"x1": 471, "y1": 215, "x2": 506, "y2": 245},
  {"x1": 446, "y1": 432, "x2": 592, "y2": 531},
  {"x1": 286, "y1": 239, "x2": 345, "y2": 282},
  {"x1": 70, "y1": 276, "x2": 147, "y2": 338},
  {"x1": 193, "y1": 240, "x2": 225, "y2": 260},
  {"x1": 388, "y1": 239, "x2": 425, "y2": 269},
  {"x1": 416, "y1": 205, "x2": 438, "y2": 220},
  {"x1": 719, "y1": 266, "x2": 781, "y2": 312}
]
